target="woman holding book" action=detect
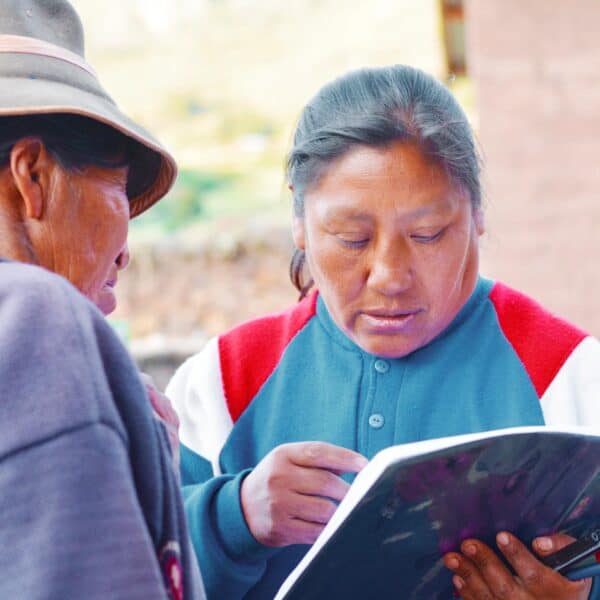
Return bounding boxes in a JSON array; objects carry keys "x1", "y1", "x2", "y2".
[{"x1": 167, "y1": 64, "x2": 600, "y2": 599}]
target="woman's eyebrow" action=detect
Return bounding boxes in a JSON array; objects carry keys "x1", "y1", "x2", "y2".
[
  {"x1": 320, "y1": 208, "x2": 373, "y2": 223},
  {"x1": 401, "y1": 203, "x2": 453, "y2": 220},
  {"x1": 321, "y1": 201, "x2": 455, "y2": 223}
]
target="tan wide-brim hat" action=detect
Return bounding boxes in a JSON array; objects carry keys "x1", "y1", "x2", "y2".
[{"x1": 0, "y1": 0, "x2": 177, "y2": 218}]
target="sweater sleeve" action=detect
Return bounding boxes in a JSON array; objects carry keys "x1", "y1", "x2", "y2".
[
  {"x1": 0, "y1": 423, "x2": 167, "y2": 600},
  {"x1": 540, "y1": 336, "x2": 600, "y2": 430},
  {"x1": 182, "y1": 470, "x2": 278, "y2": 598},
  {"x1": 167, "y1": 341, "x2": 278, "y2": 598}
]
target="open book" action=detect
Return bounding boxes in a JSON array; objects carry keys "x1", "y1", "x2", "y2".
[{"x1": 275, "y1": 426, "x2": 600, "y2": 600}]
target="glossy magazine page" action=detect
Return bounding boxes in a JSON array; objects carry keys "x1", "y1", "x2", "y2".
[{"x1": 275, "y1": 426, "x2": 600, "y2": 600}]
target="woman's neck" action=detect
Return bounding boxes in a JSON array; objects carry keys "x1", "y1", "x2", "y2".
[{"x1": 0, "y1": 190, "x2": 38, "y2": 265}]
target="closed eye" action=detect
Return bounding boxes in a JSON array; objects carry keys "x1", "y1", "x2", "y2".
[
  {"x1": 337, "y1": 237, "x2": 370, "y2": 249},
  {"x1": 411, "y1": 229, "x2": 445, "y2": 244}
]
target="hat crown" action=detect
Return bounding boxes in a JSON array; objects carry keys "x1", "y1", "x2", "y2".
[
  {"x1": 0, "y1": 0, "x2": 177, "y2": 218},
  {"x1": 0, "y1": 0, "x2": 84, "y2": 57}
]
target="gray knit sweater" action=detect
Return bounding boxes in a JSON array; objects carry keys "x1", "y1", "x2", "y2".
[{"x1": 0, "y1": 260, "x2": 205, "y2": 599}]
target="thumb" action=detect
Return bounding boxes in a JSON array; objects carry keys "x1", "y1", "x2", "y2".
[{"x1": 532, "y1": 533, "x2": 578, "y2": 557}]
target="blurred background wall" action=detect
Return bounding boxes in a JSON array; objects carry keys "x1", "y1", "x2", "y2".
[
  {"x1": 73, "y1": 0, "x2": 599, "y2": 387},
  {"x1": 467, "y1": 0, "x2": 600, "y2": 341}
]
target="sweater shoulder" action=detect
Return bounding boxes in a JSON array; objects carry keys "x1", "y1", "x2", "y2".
[
  {"x1": 218, "y1": 292, "x2": 318, "y2": 422},
  {"x1": 0, "y1": 261, "x2": 78, "y2": 305},
  {"x1": 488, "y1": 281, "x2": 588, "y2": 397},
  {"x1": 0, "y1": 261, "x2": 134, "y2": 456}
]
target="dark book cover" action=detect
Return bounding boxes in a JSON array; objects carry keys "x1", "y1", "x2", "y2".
[{"x1": 276, "y1": 427, "x2": 600, "y2": 600}]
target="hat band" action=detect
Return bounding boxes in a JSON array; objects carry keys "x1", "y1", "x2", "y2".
[{"x1": 0, "y1": 34, "x2": 97, "y2": 78}]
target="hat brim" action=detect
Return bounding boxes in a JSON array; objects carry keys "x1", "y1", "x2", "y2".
[{"x1": 0, "y1": 75, "x2": 177, "y2": 219}]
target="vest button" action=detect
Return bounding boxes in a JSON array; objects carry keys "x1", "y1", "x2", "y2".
[
  {"x1": 368, "y1": 413, "x2": 385, "y2": 429},
  {"x1": 374, "y1": 359, "x2": 390, "y2": 373}
]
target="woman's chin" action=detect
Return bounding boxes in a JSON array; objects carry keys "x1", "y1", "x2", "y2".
[{"x1": 93, "y1": 286, "x2": 117, "y2": 315}]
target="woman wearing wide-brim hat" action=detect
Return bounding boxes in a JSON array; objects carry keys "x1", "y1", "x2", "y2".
[
  {"x1": 0, "y1": 1, "x2": 205, "y2": 598},
  {"x1": 0, "y1": 0, "x2": 178, "y2": 312}
]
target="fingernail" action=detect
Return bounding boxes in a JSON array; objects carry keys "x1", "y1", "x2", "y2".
[
  {"x1": 497, "y1": 532, "x2": 510, "y2": 546},
  {"x1": 446, "y1": 557, "x2": 459, "y2": 569},
  {"x1": 454, "y1": 575, "x2": 464, "y2": 590},
  {"x1": 464, "y1": 543, "x2": 477, "y2": 556},
  {"x1": 536, "y1": 537, "x2": 553, "y2": 551}
]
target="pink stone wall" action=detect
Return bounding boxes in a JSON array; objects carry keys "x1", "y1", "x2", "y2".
[{"x1": 465, "y1": 0, "x2": 600, "y2": 336}]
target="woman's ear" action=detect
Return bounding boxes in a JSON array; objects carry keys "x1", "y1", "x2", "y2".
[
  {"x1": 9, "y1": 138, "x2": 54, "y2": 220},
  {"x1": 292, "y1": 215, "x2": 306, "y2": 250}
]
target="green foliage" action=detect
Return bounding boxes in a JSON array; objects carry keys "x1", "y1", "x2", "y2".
[{"x1": 132, "y1": 168, "x2": 237, "y2": 232}]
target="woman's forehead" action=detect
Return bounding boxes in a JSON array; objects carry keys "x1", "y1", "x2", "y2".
[
  {"x1": 312, "y1": 143, "x2": 451, "y2": 189},
  {"x1": 305, "y1": 142, "x2": 468, "y2": 218}
]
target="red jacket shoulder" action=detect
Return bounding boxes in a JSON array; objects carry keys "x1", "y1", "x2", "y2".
[
  {"x1": 218, "y1": 292, "x2": 318, "y2": 422},
  {"x1": 489, "y1": 282, "x2": 587, "y2": 397}
]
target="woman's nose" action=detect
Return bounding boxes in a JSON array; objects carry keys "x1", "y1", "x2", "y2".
[
  {"x1": 116, "y1": 243, "x2": 130, "y2": 270},
  {"x1": 368, "y1": 238, "x2": 413, "y2": 295}
]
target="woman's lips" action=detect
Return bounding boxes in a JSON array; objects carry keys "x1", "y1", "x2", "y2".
[{"x1": 360, "y1": 310, "x2": 422, "y2": 332}]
